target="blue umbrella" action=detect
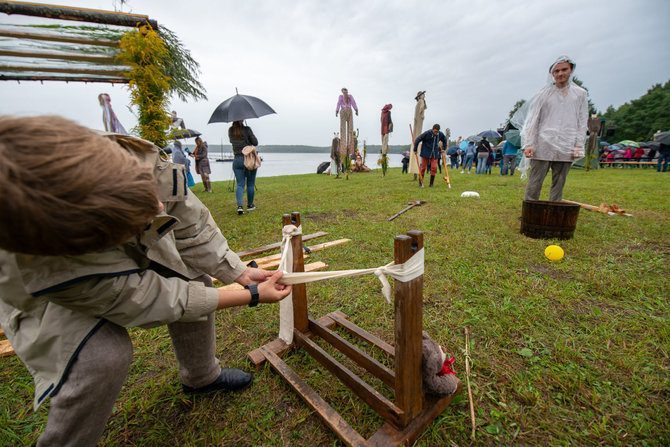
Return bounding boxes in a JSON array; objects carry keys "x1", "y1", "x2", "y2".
[
  {"x1": 208, "y1": 89, "x2": 276, "y2": 123},
  {"x1": 478, "y1": 129, "x2": 502, "y2": 138},
  {"x1": 466, "y1": 135, "x2": 483, "y2": 143},
  {"x1": 447, "y1": 145, "x2": 459, "y2": 155},
  {"x1": 459, "y1": 141, "x2": 468, "y2": 150},
  {"x1": 599, "y1": 141, "x2": 610, "y2": 146}
]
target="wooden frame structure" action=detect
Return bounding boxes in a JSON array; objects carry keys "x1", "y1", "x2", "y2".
[
  {"x1": 248, "y1": 212, "x2": 462, "y2": 446},
  {"x1": 0, "y1": 1, "x2": 157, "y2": 83}
]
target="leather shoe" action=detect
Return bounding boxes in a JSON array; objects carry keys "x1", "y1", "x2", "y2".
[{"x1": 183, "y1": 368, "x2": 253, "y2": 394}]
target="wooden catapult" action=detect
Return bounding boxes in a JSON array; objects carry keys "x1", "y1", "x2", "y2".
[{"x1": 248, "y1": 212, "x2": 462, "y2": 446}]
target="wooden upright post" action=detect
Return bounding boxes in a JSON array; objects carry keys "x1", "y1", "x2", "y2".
[
  {"x1": 283, "y1": 212, "x2": 308, "y2": 333},
  {"x1": 393, "y1": 231, "x2": 424, "y2": 427}
]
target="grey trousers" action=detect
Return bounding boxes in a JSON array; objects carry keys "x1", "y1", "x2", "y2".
[
  {"x1": 38, "y1": 277, "x2": 220, "y2": 446},
  {"x1": 502, "y1": 154, "x2": 517, "y2": 175},
  {"x1": 524, "y1": 159, "x2": 572, "y2": 202}
]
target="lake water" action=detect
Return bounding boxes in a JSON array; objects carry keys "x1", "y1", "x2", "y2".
[{"x1": 196, "y1": 152, "x2": 406, "y2": 182}]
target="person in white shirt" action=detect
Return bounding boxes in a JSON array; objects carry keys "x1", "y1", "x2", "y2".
[{"x1": 521, "y1": 56, "x2": 588, "y2": 202}]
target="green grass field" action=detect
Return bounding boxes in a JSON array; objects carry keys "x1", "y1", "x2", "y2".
[{"x1": 2, "y1": 166, "x2": 668, "y2": 446}]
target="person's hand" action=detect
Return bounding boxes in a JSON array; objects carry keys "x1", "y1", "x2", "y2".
[
  {"x1": 355, "y1": 110, "x2": 358, "y2": 116},
  {"x1": 573, "y1": 147, "x2": 584, "y2": 159},
  {"x1": 235, "y1": 267, "x2": 273, "y2": 286},
  {"x1": 524, "y1": 146, "x2": 534, "y2": 158},
  {"x1": 335, "y1": 111, "x2": 338, "y2": 117},
  {"x1": 258, "y1": 270, "x2": 291, "y2": 303}
]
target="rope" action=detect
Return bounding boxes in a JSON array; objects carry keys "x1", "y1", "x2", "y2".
[{"x1": 277, "y1": 224, "x2": 424, "y2": 344}]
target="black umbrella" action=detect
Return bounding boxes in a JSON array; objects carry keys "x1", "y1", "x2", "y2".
[
  {"x1": 654, "y1": 130, "x2": 670, "y2": 145},
  {"x1": 208, "y1": 90, "x2": 277, "y2": 123},
  {"x1": 170, "y1": 128, "x2": 201, "y2": 139},
  {"x1": 639, "y1": 141, "x2": 660, "y2": 150},
  {"x1": 317, "y1": 161, "x2": 330, "y2": 174}
]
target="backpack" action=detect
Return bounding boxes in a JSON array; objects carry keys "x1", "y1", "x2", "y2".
[{"x1": 242, "y1": 145, "x2": 261, "y2": 170}]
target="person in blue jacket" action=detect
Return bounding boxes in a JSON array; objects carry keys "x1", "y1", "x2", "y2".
[
  {"x1": 501, "y1": 140, "x2": 520, "y2": 175},
  {"x1": 413, "y1": 123, "x2": 448, "y2": 187}
]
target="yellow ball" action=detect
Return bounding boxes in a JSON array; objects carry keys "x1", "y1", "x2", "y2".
[{"x1": 545, "y1": 245, "x2": 564, "y2": 261}]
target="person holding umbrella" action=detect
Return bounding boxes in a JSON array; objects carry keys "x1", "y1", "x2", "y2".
[
  {"x1": 192, "y1": 136, "x2": 212, "y2": 193},
  {"x1": 229, "y1": 120, "x2": 259, "y2": 214}
]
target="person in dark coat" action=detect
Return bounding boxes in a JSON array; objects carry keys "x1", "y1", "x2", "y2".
[{"x1": 413, "y1": 124, "x2": 448, "y2": 187}]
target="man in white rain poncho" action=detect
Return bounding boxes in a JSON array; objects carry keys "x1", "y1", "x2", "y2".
[{"x1": 520, "y1": 56, "x2": 588, "y2": 202}]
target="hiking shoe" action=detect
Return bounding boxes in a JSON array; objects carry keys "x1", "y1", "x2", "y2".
[
  {"x1": 237, "y1": 206, "x2": 244, "y2": 215},
  {"x1": 183, "y1": 368, "x2": 253, "y2": 395},
  {"x1": 247, "y1": 205, "x2": 258, "y2": 211}
]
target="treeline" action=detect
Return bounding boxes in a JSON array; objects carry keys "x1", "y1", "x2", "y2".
[{"x1": 602, "y1": 80, "x2": 670, "y2": 142}]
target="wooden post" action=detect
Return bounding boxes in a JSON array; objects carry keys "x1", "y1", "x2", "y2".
[
  {"x1": 393, "y1": 230, "x2": 424, "y2": 427},
  {"x1": 283, "y1": 212, "x2": 308, "y2": 333}
]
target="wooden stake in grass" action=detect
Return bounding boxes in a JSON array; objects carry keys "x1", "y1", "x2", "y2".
[{"x1": 465, "y1": 327, "x2": 476, "y2": 440}]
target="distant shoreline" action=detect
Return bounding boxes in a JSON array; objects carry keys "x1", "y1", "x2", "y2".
[{"x1": 195, "y1": 144, "x2": 411, "y2": 154}]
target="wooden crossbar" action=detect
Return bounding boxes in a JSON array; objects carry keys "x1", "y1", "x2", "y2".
[
  {"x1": 308, "y1": 318, "x2": 395, "y2": 388},
  {"x1": 329, "y1": 311, "x2": 395, "y2": 358},
  {"x1": 294, "y1": 330, "x2": 404, "y2": 428}
]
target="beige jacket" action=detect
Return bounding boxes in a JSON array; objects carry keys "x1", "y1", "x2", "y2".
[{"x1": 0, "y1": 134, "x2": 247, "y2": 410}]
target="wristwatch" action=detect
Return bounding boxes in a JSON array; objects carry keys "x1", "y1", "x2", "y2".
[{"x1": 245, "y1": 283, "x2": 259, "y2": 307}]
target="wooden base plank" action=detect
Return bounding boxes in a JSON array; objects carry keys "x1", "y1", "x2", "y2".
[
  {"x1": 260, "y1": 346, "x2": 369, "y2": 447},
  {"x1": 368, "y1": 381, "x2": 463, "y2": 447}
]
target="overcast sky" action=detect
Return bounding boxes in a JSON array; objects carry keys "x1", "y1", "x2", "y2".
[{"x1": 1, "y1": 0, "x2": 669, "y2": 146}]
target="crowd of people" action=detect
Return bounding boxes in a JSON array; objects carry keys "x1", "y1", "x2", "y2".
[{"x1": 599, "y1": 140, "x2": 670, "y2": 172}]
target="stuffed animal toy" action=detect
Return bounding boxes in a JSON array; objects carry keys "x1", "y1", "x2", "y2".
[{"x1": 421, "y1": 331, "x2": 458, "y2": 397}]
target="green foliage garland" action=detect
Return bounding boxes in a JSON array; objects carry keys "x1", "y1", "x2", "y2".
[
  {"x1": 118, "y1": 25, "x2": 171, "y2": 146},
  {"x1": 377, "y1": 153, "x2": 389, "y2": 176}
]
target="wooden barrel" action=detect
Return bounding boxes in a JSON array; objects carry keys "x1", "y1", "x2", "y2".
[{"x1": 520, "y1": 200, "x2": 580, "y2": 240}]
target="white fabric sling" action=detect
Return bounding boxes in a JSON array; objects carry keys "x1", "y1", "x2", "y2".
[{"x1": 277, "y1": 224, "x2": 424, "y2": 344}]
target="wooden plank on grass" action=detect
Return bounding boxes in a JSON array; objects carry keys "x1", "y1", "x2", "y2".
[
  {"x1": 0, "y1": 339, "x2": 15, "y2": 358},
  {"x1": 236, "y1": 231, "x2": 328, "y2": 258},
  {"x1": 260, "y1": 346, "x2": 368, "y2": 447},
  {"x1": 251, "y1": 238, "x2": 350, "y2": 269}
]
